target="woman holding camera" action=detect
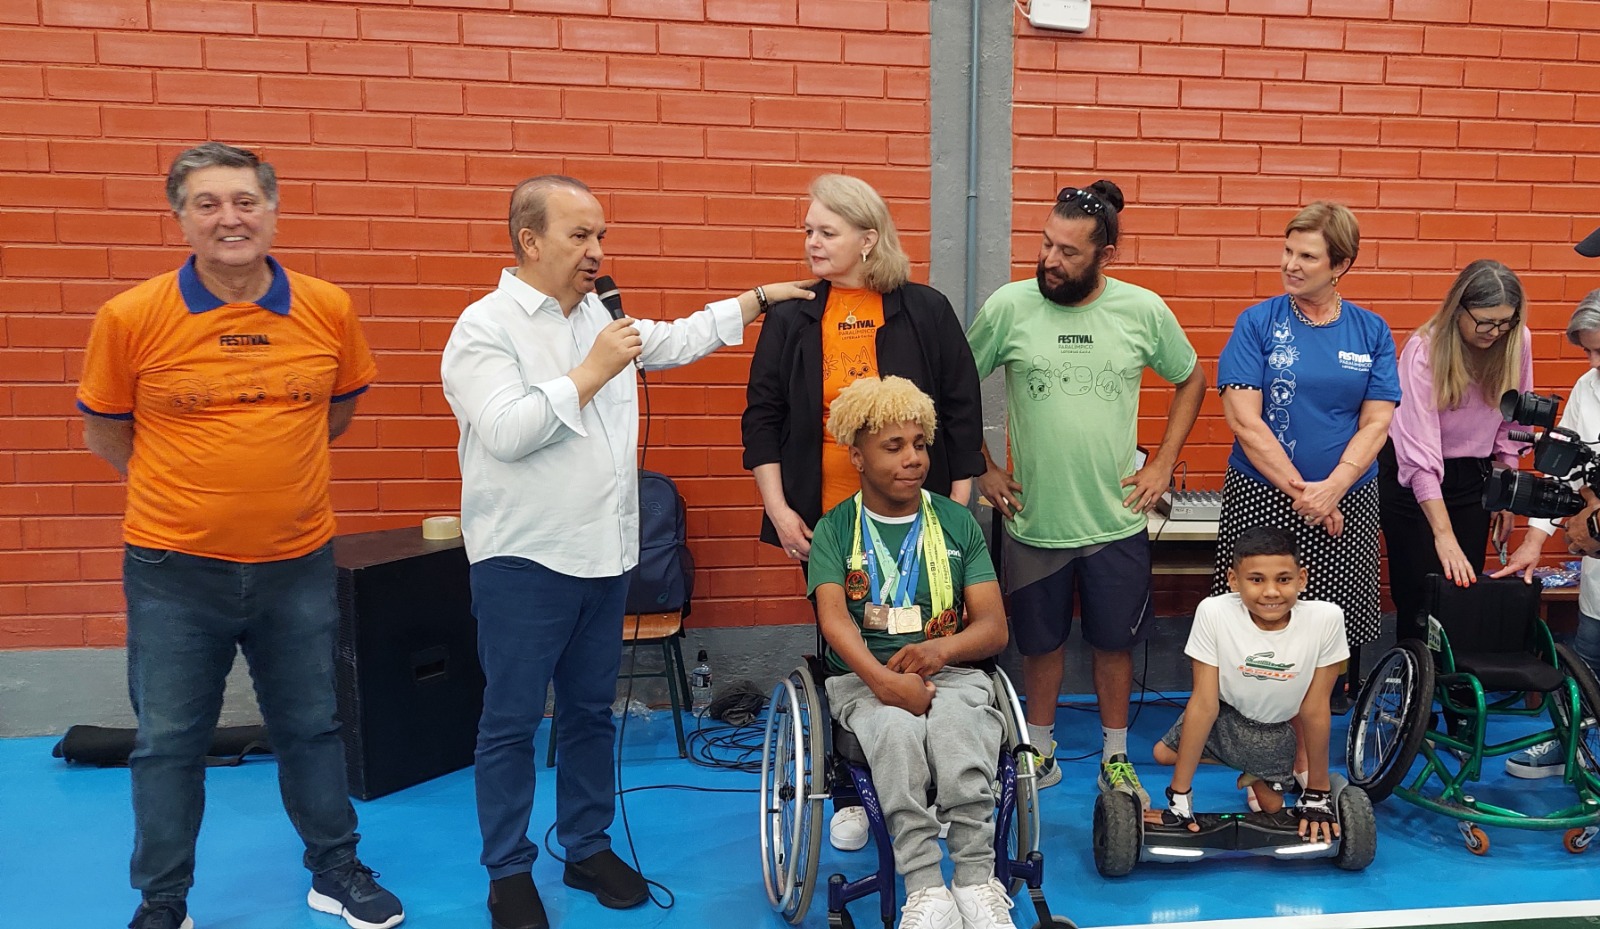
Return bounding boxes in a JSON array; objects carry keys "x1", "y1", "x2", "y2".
[
  {"x1": 1380, "y1": 259, "x2": 1531, "y2": 645},
  {"x1": 1494, "y1": 290, "x2": 1600, "y2": 778}
]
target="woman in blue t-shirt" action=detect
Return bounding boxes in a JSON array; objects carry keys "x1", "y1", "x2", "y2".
[{"x1": 1212, "y1": 202, "x2": 1401, "y2": 707}]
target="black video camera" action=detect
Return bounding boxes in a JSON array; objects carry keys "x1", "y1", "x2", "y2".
[{"x1": 1482, "y1": 389, "x2": 1599, "y2": 519}]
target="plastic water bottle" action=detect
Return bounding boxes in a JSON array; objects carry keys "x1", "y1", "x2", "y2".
[{"x1": 690, "y1": 650, "x2": 713, "y2": 718}]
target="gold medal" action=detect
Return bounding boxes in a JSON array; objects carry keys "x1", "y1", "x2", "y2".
[{"x1": 845, "y1": 569, "x2": 870, "y2": 601}]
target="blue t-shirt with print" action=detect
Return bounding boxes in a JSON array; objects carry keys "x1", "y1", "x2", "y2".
[{"x1": 1216, "y1": 295, "x2": 1400, "y2": 487}]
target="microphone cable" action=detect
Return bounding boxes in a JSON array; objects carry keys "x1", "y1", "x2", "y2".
[
  {"x1": 544, "y1": 276, "x2": 670, "y2": 907},
  {"x1": 541, "y1": 612, "x2": 677, "y2": 912}
]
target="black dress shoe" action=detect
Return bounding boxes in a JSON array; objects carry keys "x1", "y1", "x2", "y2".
[
  {"x1": 489, "y1": 872, "x2": 548, "y2": 929},
  {"x1": 563, "y1": 849, "x2": 647, "y2": 909}
]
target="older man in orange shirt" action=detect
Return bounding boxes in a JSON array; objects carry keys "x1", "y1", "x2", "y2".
[{"x1": 78, "y1": 142, "x2": 402, "y2": 929}]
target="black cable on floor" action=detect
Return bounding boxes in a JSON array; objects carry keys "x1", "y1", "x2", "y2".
[
  {"x1": 685, "y1": 712, "x2": 768, "y2": 773},
  {"x1": 542, "y1": 613, "x2": 677, "y2": 912}
]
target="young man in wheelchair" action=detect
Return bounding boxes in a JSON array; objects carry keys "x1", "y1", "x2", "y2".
[
  {"x1": 1146, "y1": 527, "x2": 1347, "y2": 843},
  {"x1": 807, "y1": 376, "x2": 1016, "y2": 929}
]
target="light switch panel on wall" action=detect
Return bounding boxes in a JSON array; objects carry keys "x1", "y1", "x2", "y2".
[{"x1": 1027, "y1": 0, "x2": 1091, "y2": 33}]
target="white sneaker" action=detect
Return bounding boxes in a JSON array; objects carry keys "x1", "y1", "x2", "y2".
[
  {"x1": 900, "y1": 885, "x2": 962, "y2": 929},
  {"x1": 952, "y1": 878, "x2": 1017, "y2": 929},
  {"x1": 830, "y1": 806, "x2": 869, "y2": 851},
  {"x1": 1034, "y1": 741, "x2": 1062, "y2": 789}
]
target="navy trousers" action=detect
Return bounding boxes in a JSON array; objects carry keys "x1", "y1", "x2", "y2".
[{"x1": 470, "y1": 556, "x2": 629, "y2": 879}]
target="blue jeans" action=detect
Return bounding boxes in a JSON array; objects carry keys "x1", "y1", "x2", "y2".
[
  {"x1": 123, "y1": 543, "x2": 358, "y2": 903},
  {"x1": 471, "y1": 557, "x2": 628, "y2": 879},
  {"x1": 1566, "y1": 611, "x2": 1600, "y2": 677}
]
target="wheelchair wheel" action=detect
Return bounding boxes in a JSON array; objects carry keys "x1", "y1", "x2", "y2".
[
  {"x1": 760, "y1": 666, "x2": 826, "y2": 924},
  {"x1": 1346, "y1": 640, "x2": 1433, "y2": 803},
  {"x1": 1551, "y1": 644, "x2": 1600, "y2": 773},
  {"x1": 1091, "y1": 790, "x2": 1141, "y2": 878},
  {"x1": 992, "y1": 669, "x2": 1040, "y2": 895},
  {"x1": 1332, "y1": 785, "x2": 1377, "y2": 871}
]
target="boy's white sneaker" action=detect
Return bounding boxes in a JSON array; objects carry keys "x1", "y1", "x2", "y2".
[
  {"x1": 899, "y1": 885, "x2": 962, "y2": 929},
  {"x1": 830, "y1": 807, "x2": 870, "y2": 851},
  {"x1": 952, "y1": 878, "x2": 1017, "y2": 929}
]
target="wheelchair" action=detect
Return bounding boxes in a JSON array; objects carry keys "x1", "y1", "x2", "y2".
[
  {"x1": 1347, "y1": 575, "x2": 1600, "y2": 854},
  {"x1": 759, "y1": 655, "x2": 1072, "y2": 929}
]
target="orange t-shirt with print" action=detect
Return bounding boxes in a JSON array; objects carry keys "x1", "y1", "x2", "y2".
[
  {"x1": 76, "y1": 257, "x2": 377, "y2": 563},
  {"x1": 820, "y1": 286, "x2": 886, "y2": 513}
]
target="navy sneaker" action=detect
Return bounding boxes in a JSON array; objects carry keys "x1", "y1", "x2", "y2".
[
  {"x1": 308, "y1": 860, "x2": 405, "y2": 929},
  {"x1": 130, "y1": 901, "x2": 193, "y2": 929},
  {"x1": 1506, "y1": 739, "x2": 1567, "y2": 779}
]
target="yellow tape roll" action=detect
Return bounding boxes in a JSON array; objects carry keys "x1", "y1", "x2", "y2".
[{"x1": 422, "y1": 516, "x2": 461, "y2": 540}]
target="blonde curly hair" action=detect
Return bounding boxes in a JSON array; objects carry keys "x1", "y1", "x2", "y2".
[{"x1": 827, "y1": 376, "x2": 937, "y2": 448}]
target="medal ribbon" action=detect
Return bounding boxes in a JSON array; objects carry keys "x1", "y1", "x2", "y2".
[
  {"x1": 861, "y1": 498, "x2": 922, "y2": 606},
  {"x1": 917, "y1": 491, "x2": 954, "y2": 617},
  {"x1": 848, "y1": 492, "x2": 954, "y2": 615}
]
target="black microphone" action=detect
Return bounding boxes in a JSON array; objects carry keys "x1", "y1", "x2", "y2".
[
  {"x1": 593, "y1": 275, "x2": 641, "y2": 370},
  {"x1": 595, "y1": 274, "x2": 624, "y2": 320}
]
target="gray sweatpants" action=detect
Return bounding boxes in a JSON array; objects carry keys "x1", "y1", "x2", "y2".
[{"x1": 824, "y1": 666, "x2": 1004, "y2": 892}]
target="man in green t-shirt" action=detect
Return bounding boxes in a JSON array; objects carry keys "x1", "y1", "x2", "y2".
[
  {"x1": 966, "y1": 181, "x2": 1205, "y2": 805},
  {"x1": 807, "y1": 376, "x2": 1015, "y2": 929}
]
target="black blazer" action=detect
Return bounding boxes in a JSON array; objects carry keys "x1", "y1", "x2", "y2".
[{"x1": 741, "y1": 280, "x2": 986, "y2": 548}]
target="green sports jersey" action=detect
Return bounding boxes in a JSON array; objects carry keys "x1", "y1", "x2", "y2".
[
  {"x1": 966, "y1": 276, "x2": 1197, "y2": 548},
  {"x1": 807, "y1": 492, "x2": 997, "y2": 673}
]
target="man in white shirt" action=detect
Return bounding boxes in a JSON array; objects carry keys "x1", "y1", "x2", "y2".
[{"x1": 440, "y1": 175, "x2": 811, "y2": 929}]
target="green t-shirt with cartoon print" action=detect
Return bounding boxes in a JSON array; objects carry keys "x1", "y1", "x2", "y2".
[
  {"x1": 966, "y1": 276, "x2": 1197, "y2": 548},
  {"x1": 807, "y1": 492, "x2": 996, "y2": 674}
]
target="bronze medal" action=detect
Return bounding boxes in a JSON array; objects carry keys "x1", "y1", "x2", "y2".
[
  {"x1": 845, "y1": 569, "x2": 870, "y2": 601},
  {"x1": 926, "y1": 608, "x2": 960, "y2": 639}
]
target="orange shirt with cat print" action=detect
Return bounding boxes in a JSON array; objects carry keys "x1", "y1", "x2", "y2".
[
  {"x1": 77, "y1": 258, "x2": 376, "y2": 563},
  {"x1": 820, "y1": 286, "x2": 886, "y2": 512}
]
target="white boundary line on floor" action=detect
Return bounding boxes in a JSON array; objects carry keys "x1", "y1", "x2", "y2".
[{"x1": 1090, "y1": 899, "x2": 1600, "y2": 929}]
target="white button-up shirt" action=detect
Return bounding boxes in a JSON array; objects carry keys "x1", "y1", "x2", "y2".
[{"x1": 441, "y1": 268, "x2": 744, "y2": 576}]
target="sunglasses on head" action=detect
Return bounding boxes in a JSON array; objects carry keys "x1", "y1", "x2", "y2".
[{"x1": 1056, "y1": 187, "x2": 1106, "y2": 215}]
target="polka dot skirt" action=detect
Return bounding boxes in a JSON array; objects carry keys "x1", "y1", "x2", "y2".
[{"x1": 1208, "y1": 467, "x2": 1383, "y2": 647}]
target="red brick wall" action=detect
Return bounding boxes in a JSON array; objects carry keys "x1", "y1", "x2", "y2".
[
  {"x1": 5, "y1": 1, "x2": 1598, "y2": 649},
  {"x1": 1014, "y1": 0, "x2": 1600, "y2": 579},
  {"x1": 0, "y1": 0, "x2": 931, "y2": 647}
]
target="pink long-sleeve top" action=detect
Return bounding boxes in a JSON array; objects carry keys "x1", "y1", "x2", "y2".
[{"x1": 1390, "y1": 329, "x2": 1534, "y2": 503}]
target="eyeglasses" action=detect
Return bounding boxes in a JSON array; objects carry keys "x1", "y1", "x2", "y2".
[
  {"x1": 1056, "y1": 188, "x2": 1106, "y2": 215},
  {"x1": 1461, "y1": 305, "x2": 1520, "y2": 335}
]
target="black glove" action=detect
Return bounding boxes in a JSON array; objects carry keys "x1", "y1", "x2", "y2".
[
  {"x1": 1296, "y1": 788, "x2": 1335, "y2": 826},
  {"x1": 1160, "y1": 785, "x2": 1196, "y2": 828}
]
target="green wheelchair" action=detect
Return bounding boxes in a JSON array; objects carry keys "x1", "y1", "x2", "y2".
[{"x1": 1347, "y1": 575, "x2": 1600, "y2": 854}]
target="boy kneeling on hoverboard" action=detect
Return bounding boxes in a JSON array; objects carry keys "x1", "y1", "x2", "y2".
[{"x1": 1147, "y1": 526, "x2": 1346, "y2": 844}]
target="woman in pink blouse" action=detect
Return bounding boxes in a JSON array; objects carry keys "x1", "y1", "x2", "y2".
[{"x1": 1378, "y1": 259, "x2": 1532, "y2": 644}]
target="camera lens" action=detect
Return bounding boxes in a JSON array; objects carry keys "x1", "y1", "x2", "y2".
[
  {"x1": 1500, "y1": 389, "x2": 1560, "y2": 429},
  {"x1": 1482, "y1": 467, "x2": 1583, "y2": 519}
]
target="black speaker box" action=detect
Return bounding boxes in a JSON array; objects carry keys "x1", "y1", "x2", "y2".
[{"x1": 333, "y1": 527, "x2": 483, "y2": 800}]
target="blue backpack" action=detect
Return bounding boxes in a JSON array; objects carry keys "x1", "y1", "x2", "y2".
[{"x1": 626, "y1": 470, "x2": 695, "y2": 616}]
